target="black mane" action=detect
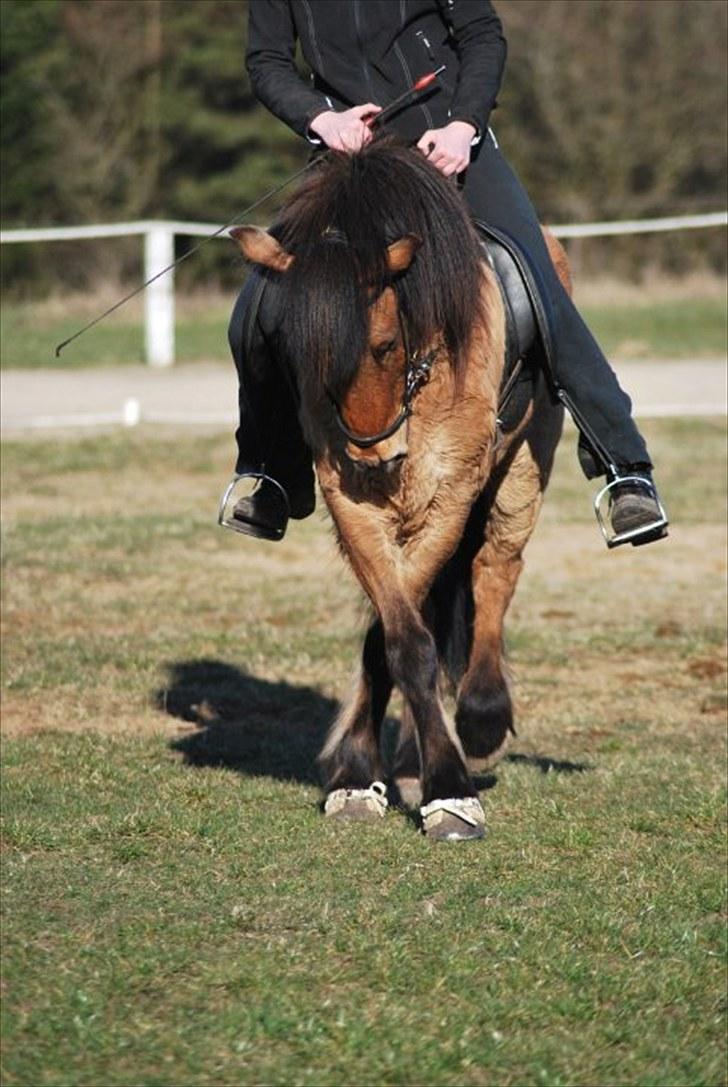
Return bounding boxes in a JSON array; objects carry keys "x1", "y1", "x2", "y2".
[{"x1": 271, "y1": 135, "x2": 487, "y2": 402}]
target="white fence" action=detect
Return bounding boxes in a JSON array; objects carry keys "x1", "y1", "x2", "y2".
[{"x1": 1, "y1": 211, "x2": 726, "y2": 367}]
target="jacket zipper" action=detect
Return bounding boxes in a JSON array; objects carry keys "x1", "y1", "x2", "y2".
[
  {"x1": 301, "y1": 0, "x2": 326, "y2": 80},
  {"x1": 353, "y1": 0, "x2": 374, "y2": 101},
  {"x1": 397, "y1": 0, "x2": 433, "y2": 129}
]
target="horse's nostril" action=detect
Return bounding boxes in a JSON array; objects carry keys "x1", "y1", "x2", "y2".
[{"x1": 346, "y1": 448, "x2": 407, "y2": 472}]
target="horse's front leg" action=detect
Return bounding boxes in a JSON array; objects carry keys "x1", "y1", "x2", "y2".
[
  {"x1": 320, "y1": 484, "x2": 485, "y2": 838},
  {"x1": 456, "y1": 439, "x2": 549, "y2": 770},
  {"x1": 318, "y1": 619, "x2": 393, "y2": 821},
  {"x1": 384, "y1": 599, "x2": 484, "y2": 839}
]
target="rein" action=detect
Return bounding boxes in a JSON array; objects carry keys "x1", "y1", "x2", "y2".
[{"x1": 328, "y1": 314, "x2": 438, "y2": 449}]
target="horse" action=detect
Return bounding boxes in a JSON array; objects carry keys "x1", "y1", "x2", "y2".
[{"x1": 232, "y1": 137, "x2": 570, "y2": 840}]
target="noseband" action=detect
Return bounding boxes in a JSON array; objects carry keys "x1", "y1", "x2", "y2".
[{"x1": 329, "y1": 316, "x2": 438, "y2": 449}]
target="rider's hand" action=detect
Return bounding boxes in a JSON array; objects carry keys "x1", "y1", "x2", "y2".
[
  {"x1": 417, "y1": 120, "x2": 477, "y2": 177},
  {"x1": 309, "y1": 104, "x2": 382, "y2": 152}
]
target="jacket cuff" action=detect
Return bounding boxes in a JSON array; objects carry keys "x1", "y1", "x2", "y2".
[
  {"x1": 449, "y1": 114, "x2": 486, "y2": 144},
  {"x1": 305, "y1": 103, "x2": 332, "y2": 145}
]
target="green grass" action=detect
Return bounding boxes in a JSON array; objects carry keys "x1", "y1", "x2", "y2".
[
  {"x1": 2, "y1": 732, "x2": 725, "y2": 1087},
  {"x1": 0, "y1": 297, "x2": 231, "y2": 369},
  {"x1": 1, "y1": 420, "x2": 727, "y2": 1086},
  {"x1": 1, "y1": 288, "x2": 726, "y2": 368},
  {"x1": 580, "y1": 297, "x2": 727, "y2": 360}
]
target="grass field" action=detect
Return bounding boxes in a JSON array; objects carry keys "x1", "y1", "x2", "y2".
[
  {"x1": 1, "y1": 418, "x2": 727, "y2": 1086},
  {"x1": 1, "y1": 278, "x2": 726, "y2": 368}
]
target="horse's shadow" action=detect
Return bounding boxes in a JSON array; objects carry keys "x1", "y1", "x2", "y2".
[
  {"x1": 505, "y1": 753, "x2": 592, "y2": 774},
  {"x1": 157, "y1": 658, "x2": 335, "y2": 785},
  {"x1": 157, "y1": 659, "x2": 593, "y2": 787}
]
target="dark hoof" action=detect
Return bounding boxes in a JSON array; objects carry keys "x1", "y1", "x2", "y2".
[{"x1": 456, "y1": 684, "x2": 513, "y2": 766}]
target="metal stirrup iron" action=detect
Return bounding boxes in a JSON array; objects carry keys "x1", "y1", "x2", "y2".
[
  {"x1": 555, "y1": 389, "x2": 668, "y2": 549},
  {"x1": 593, "y1": 475, "x2": 669, "y2": 549},
  {"x1": 218, "y1": 472, "x2": 290, "y2": 541}
]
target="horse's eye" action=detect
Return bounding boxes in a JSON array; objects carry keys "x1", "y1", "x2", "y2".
[{"x1": 371, "y1": 338, "x2": 398, "y2": 361}]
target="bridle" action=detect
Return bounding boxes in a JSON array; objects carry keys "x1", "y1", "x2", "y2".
[{"x1": 328, "y1": 314, "x2": 438, "y2": 449}]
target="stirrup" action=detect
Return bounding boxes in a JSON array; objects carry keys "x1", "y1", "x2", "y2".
[
  {"x1": 594, "y1": 475, "x2": 669, "y2": 549},
  {"x1": 217, "y1": 472, "x2": 290, "y2": 541}
]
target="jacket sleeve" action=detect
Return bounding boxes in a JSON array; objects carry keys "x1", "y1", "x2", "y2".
[
  {"x1": 437, "y1": 0, "x2": 507, "y2": 137},
  {"x1": 246, "y1": 0, "x2": 332, "y2": 138}
]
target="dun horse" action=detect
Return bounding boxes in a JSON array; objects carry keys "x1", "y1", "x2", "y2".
[{"x1": 232, "y1": 138, "x2": 569, "y2": 840}]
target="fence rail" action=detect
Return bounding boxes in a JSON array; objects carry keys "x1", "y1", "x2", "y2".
[{"x1": 2, "y1": 211, "x2": 726, "y2": 367}]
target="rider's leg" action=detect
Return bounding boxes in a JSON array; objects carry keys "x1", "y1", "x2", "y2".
[
  {"x1": 227, "y1": 269, "x2": 315, "y2": 533},
  {"x1": 460, "y1": 131, "x2": 666, "y2": 544}
]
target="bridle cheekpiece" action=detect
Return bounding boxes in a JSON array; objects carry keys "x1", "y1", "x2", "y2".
[{"x1": 329, "y1": 316, "x2": 438, "y2": 449}]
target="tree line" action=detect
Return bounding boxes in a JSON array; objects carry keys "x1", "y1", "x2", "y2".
[{"x1": 1, "y1": 0, "x2": 725, "y2": 293}]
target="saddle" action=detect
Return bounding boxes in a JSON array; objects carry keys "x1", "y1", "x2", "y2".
[{"x1": 474, "y1": 221, "x2": 557, "y2": 435}]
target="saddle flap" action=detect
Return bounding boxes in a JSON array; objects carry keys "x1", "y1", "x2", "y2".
[{"x1": 481, "y1": 236, "x2": 537, "y2": 366}]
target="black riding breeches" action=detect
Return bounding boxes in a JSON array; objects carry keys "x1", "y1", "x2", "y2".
[
  {"x1": 460, "y1": 131, "x2": 650, "y2": 475},
  {"x1": 228, "y1": 271, "x2": 314, "y2": 494},
  {"x1": 229, "y1": 135, "x2": 652, "y2": 484}
]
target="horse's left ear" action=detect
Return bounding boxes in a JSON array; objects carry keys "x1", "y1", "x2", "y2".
[
  {"x1": 386, "y1": 234, "x2": 421, "y2": 275},
  {"x1": 229, "y1": 225, "x2": 295, "y2": 272}
]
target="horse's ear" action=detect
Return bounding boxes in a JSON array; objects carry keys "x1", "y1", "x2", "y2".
[
  {"x1": 386, "y1": 234, "x2": 421, "y2": 275},
  {"x1": 229, "y1": 225, "x2": 294, "y2": 272}
]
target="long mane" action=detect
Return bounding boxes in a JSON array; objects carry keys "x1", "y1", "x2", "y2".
[{"x1": 271, "y1": 135, "x2": 487, "y2": 402}]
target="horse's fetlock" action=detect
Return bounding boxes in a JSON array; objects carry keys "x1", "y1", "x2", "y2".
[
  {"x1": 318, "y1": 732, "x2": 381, "y2": 793},
  {"x1": 421, "y1": 753, "x2": 476, "y2": 807}
]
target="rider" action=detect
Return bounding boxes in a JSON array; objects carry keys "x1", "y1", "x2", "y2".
[{"x1": 227, "y1": 0, "x2": 667, "y2": 547}]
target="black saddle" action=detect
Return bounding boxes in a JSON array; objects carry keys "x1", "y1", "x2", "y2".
[{"x1": 474, "y1": 220, "x2": 558, "y2": 434}]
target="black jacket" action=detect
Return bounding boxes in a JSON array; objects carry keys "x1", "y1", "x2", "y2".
[{"x1": 246, "y1": 0, "x2": 507, "y2": 143}]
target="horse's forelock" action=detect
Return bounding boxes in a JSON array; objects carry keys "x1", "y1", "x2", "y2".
[{"x1": 280, "y1": 237, "x2": 385, "y2": 403}]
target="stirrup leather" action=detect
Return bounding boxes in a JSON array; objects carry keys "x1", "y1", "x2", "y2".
[
  {"x1": 217, "y1": 472, "x2": 290, "y2": 541},
  {"x1": 594, "y1": 475, "x2": 669, "y2": 549}
]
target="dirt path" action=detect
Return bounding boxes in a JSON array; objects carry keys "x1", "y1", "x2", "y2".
[{"x1": 1, "y1": 358, "x2": 726, "y2": 434}]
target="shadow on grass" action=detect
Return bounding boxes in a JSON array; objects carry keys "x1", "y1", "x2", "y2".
[
  {"x1": 505, "y1": 753, "x2": 593, "y2": 774},
  {"x1": 156, "y1": 660, "x2": 592, "y2": 788},
  {"x1": 157, "y1": 658, "x2": 336, "y2": 785}
]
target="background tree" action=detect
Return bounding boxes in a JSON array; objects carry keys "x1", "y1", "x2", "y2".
[
  {"x1": 1, "y1": 0, "x2": 725, "y2": 292},
  {"x1": 496, "y1": 0, "x2": 727, "y2": 275}
]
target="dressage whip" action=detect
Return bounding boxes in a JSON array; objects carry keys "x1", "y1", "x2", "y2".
[
  {"x1": 53, "y1": 66, "x2": 445, "y2": 359},
  {"x1": 53, "y1": 159, "x2": 318, "y2": 358}
]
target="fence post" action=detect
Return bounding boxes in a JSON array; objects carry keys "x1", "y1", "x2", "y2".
[{"x1": 144, "y1": 224, "x2": 175, "y2": 367}]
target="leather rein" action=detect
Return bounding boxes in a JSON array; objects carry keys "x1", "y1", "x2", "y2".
[{"x1": 328, "y1": 314, "x2": 438, "y2": 450}]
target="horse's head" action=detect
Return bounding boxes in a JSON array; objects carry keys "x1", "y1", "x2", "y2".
[
  {"x1": 231, "y1": 139, "x2": 486, "y2": 470},
  {"x1": 232, "y1": 224, "x2": 424, "y2": 471}
]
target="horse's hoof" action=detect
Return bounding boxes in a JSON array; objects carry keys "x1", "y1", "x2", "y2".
[
  {"x1": 324, "y1": 781, "x2": 388, "y2": 822},
  {"x1": 420, "y1": 796, "x2": 486, "y2": 841},
  {"x1": 393, "y1": 775, "x2": 422, "y2": 809},
  {"x1": 467, "y1": 732, "x2": 510, "y2": 774}
]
